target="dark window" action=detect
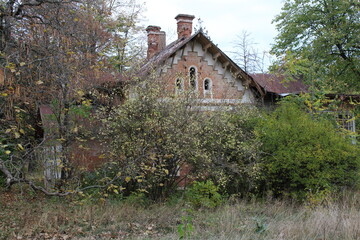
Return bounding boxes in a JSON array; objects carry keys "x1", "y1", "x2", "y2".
[
  {"x1": 189, "y1": 67, "x2": 196, "y2": 89},
  {"x1": 175, "y1": 78, "x2": 184, "y2": 94},
  {"x1": 176, "y1": 78, "x2": 183, "y2": 90},
  {"x1": 204, "y1": 79, "x2": 211, "y2": 90}
]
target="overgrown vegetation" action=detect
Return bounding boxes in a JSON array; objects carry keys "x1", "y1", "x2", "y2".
[
  {"x1": 84, "y1": 78, "x2": 262, "y2": 200},
  {"x1": 0, "y1": 2, "x2": 359, "y2": 234},
  {"x1": 2, "y1": 188, "x2": 360, "y2": 240},
  {"x1": 256, "y1": 101, "x2": 360, "y2": 199},
  {"x1": 271, "y1": 0, "x2": 360, "y2": 92}
]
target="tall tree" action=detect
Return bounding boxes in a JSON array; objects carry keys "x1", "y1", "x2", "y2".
[
  {"x1": 271, "y1": 0, "x2": 360, "y2": 92},
  {"x1": 232, "y1": 30, "x2": 272, "y2": 74},
  {"x1": 232, "y1": 30, "x2": 258, "y2": 73},
  {"x1": 0, "y1": 0, "x2": 144, "y2": 194}
]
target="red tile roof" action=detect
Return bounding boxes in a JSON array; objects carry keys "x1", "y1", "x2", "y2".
[{"x1": 250, "y1": 73, "x2": 308, "y2": 95}]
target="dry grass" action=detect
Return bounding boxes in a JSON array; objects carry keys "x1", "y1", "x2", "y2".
[{"x1": 1, "y1": 188, "x2": 360, "y2": 240}]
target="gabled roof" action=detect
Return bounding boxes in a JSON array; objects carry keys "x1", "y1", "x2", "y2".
[
  {"x1": 139, "y1": 30, "x2": 264, "y2": 96},
  {"x1": 250, "y1": 73, "x2": 308, "y2": 96}
]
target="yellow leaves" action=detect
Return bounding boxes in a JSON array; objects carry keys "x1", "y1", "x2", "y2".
[
  {"x1": 77, "y1": 90, "x2": 85, "y2": 97},
  {"x1": 99, "y1": 198, "x2": 106, "y2": 204},
  {"x1": 125, "y1": 176, "x2": 131, "y2": 182},
  {"x1": 72, "y1": 127, "x2": 78, "y2": 133},
  {"x1": 73, "y1": 18, "x2": 79, "y2": 22},
  {"x1": 164, "y1": 154, "x2": 174, "y2": 159},
  {"x1": 98, "y1": 154, "x2": 106, "y2": 159},
  {"x1": 5, "y1": 126, "x2": 27, "y2": 139},
  {"x1": 81, "y1": 99, "x2": 91, "y2": 107},
  {"x1": 5, "y1": 150, "x2": 11, "y2": 155},
  {"x1": 14, "y1": 132, "x2": 20, "y2": 139},
  {"x1": 0, "y1": 92, "x2": 8, "y2": 97},
  {"x1": 17, "y1": 144, "x2": 24, "y2": 151},
  {"x1": 137, "y1": 179, "x2": 143, "y2": 183},
  {"x1": 35, "y1": 80, "x2": 44, "y2": 85},
  {"x1": 19, "y1": 62, "x2": 26, "y2": 67},
  {"x1": 164, "y1": 169, "x2": 169, "y2": 175},
  {"x1": 78, "y1": 191, "x2": 85, "y2": 197}
]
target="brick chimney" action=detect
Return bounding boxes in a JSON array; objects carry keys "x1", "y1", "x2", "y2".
[
  {"x1": 146, "y1": 25, "x2": 166, "y2": 59},
  {"x1": 175, "y1": 14, "x2": 195, "y2": 39}
]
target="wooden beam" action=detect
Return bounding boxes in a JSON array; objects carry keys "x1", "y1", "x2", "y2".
[
  {"x1": 203, "y1": 42, "x2": 212, "y2": 52},
  {"x1": 223, "y1": 61, "x2": 230, "y2": 69},
  {"x1": 213, "y1": 52, "x2": 221, "y2": 60},
  {"x1": 201, "y1": 43, "x2": 212, "y2": 61},
  {"x1": 170, "y1": 54, "x2": 175, "y2": 68},
  {"x1": 222, "y1": 62, "x2": 230, "y2": 78},
  {"x1": 180, "y1": 46, "x2": 186, "y2": 58}
]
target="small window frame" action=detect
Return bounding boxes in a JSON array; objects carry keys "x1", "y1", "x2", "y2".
[
  {"x1": 175, "y1": 78, "x2": 184, "y2": 94},
  {"x1": 203, "y1": 78, "x2": 213, "y2": 98},
  {"x1": 188, "y1": 66, "x2": 198, "y2": 91}
]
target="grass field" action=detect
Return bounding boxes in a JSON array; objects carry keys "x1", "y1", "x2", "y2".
[{"x1": 1, "y1": 188, "x2": 360, "y2": 240}]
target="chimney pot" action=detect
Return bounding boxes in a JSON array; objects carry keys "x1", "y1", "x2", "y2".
[
  {"x1": 175, "y1": 14, "x2": 195, "y2": 39},
  {"x1": 146, "y1": 25, "x2": 166, "y2": 59}
]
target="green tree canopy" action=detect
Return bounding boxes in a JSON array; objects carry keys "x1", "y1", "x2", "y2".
[
  {"x1": 256, "y1": 101, "x2": 360, "y2": 199},
  {"x1": 271, "y1": 0, "x2": 360, "y2": 92}
]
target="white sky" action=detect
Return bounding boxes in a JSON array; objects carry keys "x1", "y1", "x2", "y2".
[{"x1": 141, "y1": 0, "x2": 284, "y2": 60}]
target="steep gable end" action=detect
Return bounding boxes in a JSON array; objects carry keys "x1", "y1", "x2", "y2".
[{"x1": 139, "y1": 15, "x2": 264, "y2": 107}]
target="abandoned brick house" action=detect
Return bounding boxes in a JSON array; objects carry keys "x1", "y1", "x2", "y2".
[
  {"x1": 37, "y1": 14, "x2": 356, "y2": 186},
  {"x1": 139, "y1": 14, "x2": 265, "y2": 109}
]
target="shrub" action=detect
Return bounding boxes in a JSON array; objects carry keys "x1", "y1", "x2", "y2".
[
  {"x1": 198, "y1": 109, "x2": 262, "y2": 197},
  {"x1": 98, "y1": 77, "x2": 264, "y2": 200},
  {"x1": 256, "y1": 101, "x2": 360, "y2": 199},
  {"x1": 0, "y1": 171, "x2": 5, "y2": 188},
  {"x1": 99, "y1": 78, "x2": 211, "y2": 200},
  {"x1": 185, "y1": 180, "x2": 222, "y2": 208}
]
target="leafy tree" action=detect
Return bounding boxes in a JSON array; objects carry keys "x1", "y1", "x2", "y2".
[
  {"x1": 198, "y1": 108, "x2": 262, "y2": 196},
  {"x1": 98, "y1": 77, "x2": 207, "y2": 200},
  {"x1": 256, "y1": 101, "x2": 360, "y2": 199},
  {"x1": 271, "y1": 0, "x2": 360, "y2": 92},
  {"x1": 0, "y1": 0, "x2": 144, "y2": 195},
  {"x1": 97, "y1": 75, "x2": 262, "y2": 200}
]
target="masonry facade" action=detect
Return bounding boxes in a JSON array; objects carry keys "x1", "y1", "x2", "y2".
[{"x1": 140, "y1": 14, "x2": 264, "y2": 109}]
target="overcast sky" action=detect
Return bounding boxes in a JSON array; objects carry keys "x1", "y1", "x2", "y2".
[{"x1": 141, "y1": 0, "x2": 284, "y2": 59}]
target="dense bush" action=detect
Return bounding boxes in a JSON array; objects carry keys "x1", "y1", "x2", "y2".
[
  {"x1": 198, "y1": 109, "x2": 262, "y2": 196},
  {"x1": 185, "y1": 180, "x2": 222, "y2": 208},
  {"x1": 99, "y1": 80, "x2": 209, "y2": 200},
  {"x1": 98, "y1": 79, "x2": 261, "y2": 200},
  {"x1": 256, "y1": 101, "x2": 360, "y2": 199}
]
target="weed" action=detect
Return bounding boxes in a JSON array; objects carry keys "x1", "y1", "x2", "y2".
[{"x1": 178, "y1": 209, "x2": 194, "y2": 239}]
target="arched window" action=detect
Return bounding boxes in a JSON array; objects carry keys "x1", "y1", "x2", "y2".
[
  {"x1": 175, "y1": 78, "x2": 183, "y2": 94},
  {"x1": 203, "y1": 78, "x2": 213, "y2": 98},
  {"x1": 189, "y1": 66, "x2": 197, "y2": 90}
]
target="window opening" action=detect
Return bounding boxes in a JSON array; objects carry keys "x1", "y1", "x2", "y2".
[
  {"x1": 203, "y1": 78, "x2": 213, "y2": 98},
  {"x1": 189, "y1": 66, "x2": 197, "y2": 90},
  {"x1": 204, "y1": 79, "x2": 211, "y2": 90},
  {"x1": 337, "y1": 113, "x2": 356, "y2": 132},
  {"x1": 175, "y1": 78, "x2": 183, "y2": 94}
]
